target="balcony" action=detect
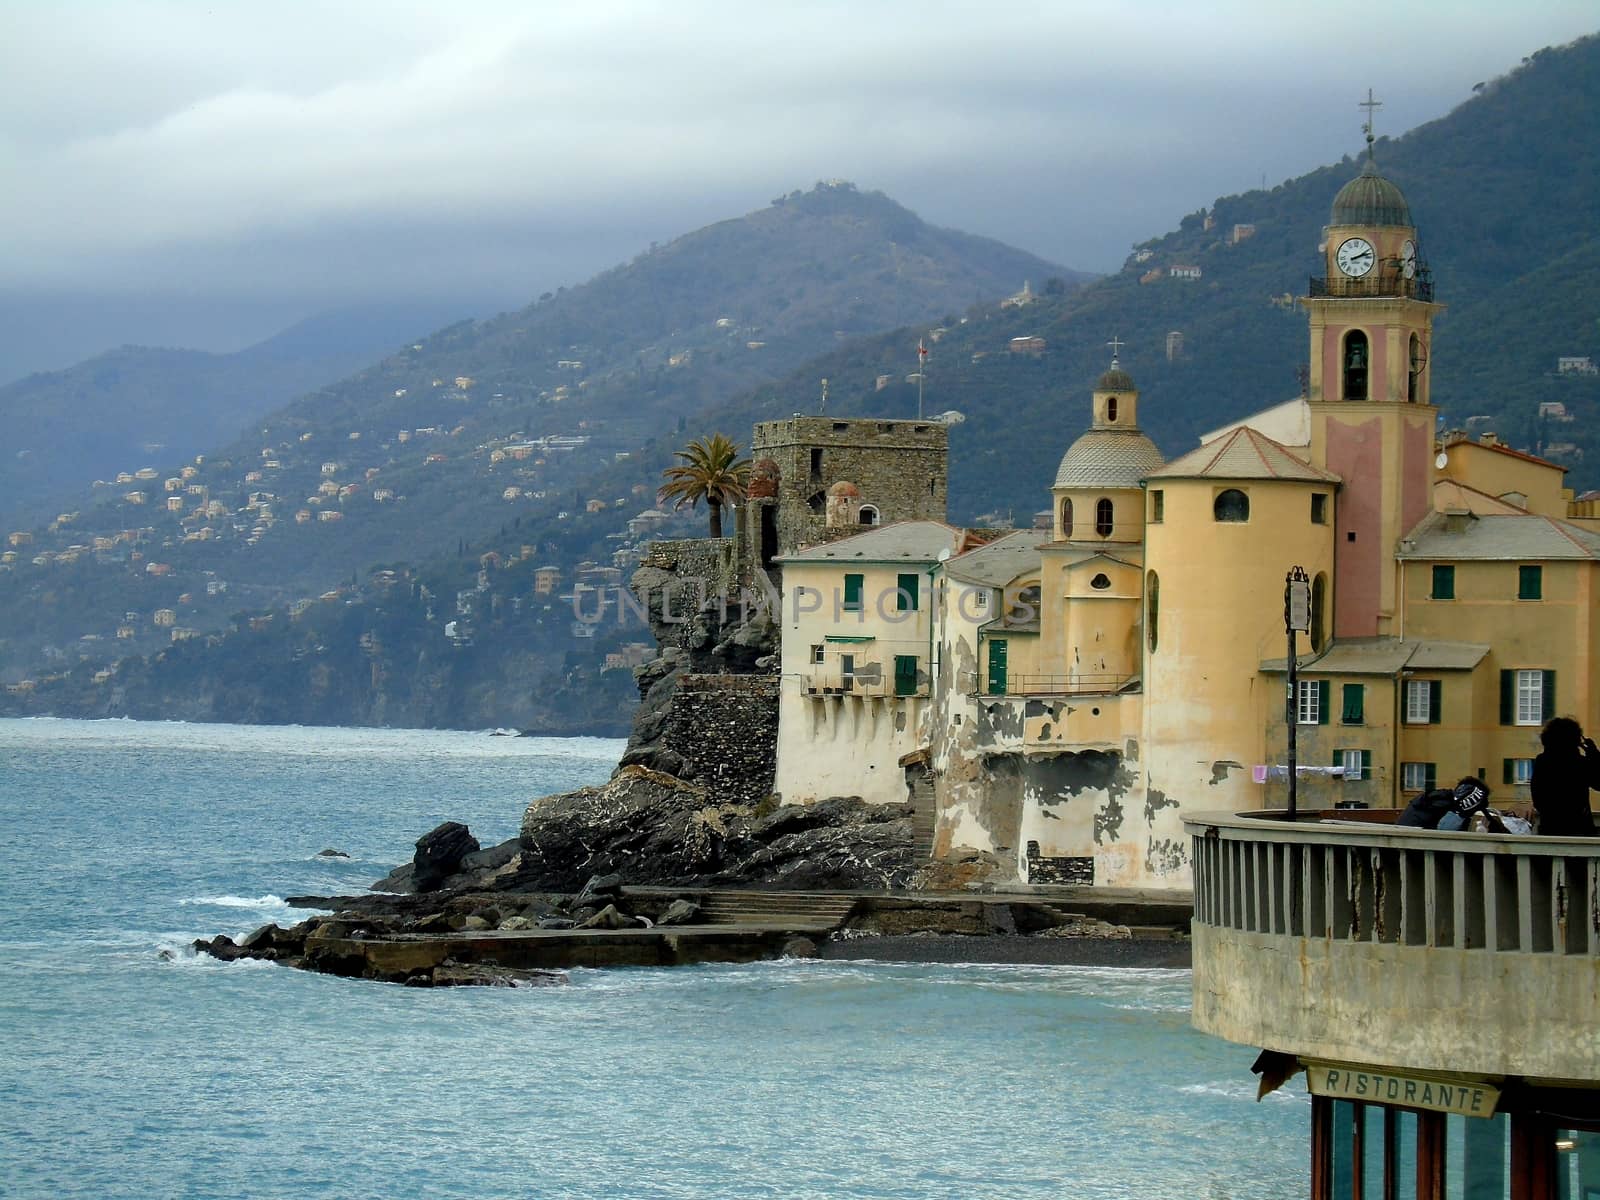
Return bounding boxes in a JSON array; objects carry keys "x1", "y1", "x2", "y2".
[
  {"x1": 992, "y1": 672, "x2": 1137, "y2": 696},
  {"x1": 1186, "y1": 810, "x2": 1600, "y2": 1083},
  {"x1": 1307, "y1": 269, "x2": 1433, "y2": 302}
]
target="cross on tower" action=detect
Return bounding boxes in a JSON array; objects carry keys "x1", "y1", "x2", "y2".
[
  {"x1": 1106, "y1": 335, "x2": 1125, "y2": 362},
  {"x1": 1359, "y1": 88, "x2": 1383, "y2": 155}
]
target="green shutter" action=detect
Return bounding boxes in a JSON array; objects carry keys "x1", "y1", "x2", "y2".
[
  {"x1": 1361, "y1": 751, "x2": 1372, "y2": 781},
  {"x1": 1427, "y1": 680, "x2": 1442, "y2": 725},
  {"x1": 1432, "y1": 565, "x2": 1454, "y2": 599},
  {"x1": 1499, "y1": 670, "x2": 1514, "y2": 725},
  {"x1": 894, "y1": 655, "x2": 918, "y2": 696},
  {"x1": 1424, "y1": 763, "x2": 1437, "y2": 792},
  {"x1": 987, "y1": 639, "x2": 1008, "y2": 695},
  {"x1": 896, "y1": 573, "x2": 919, "y2": 612},
  {"x1": 843, "y1": 573, "x2": 863, "y2": 610},
  {"x1": 1317, "y1": 680, "x2": 1330, "y2": 725},
  {"x1": 1503, "y1": 759, "x2": 1514, "y2": 785},
  {"x1": 1518, "y1": 565, "x2": 1542, "y2": 600},
  {"x1": 1542, "y1": 670, "x2": 1556, "y2": 722},
  {"x1": 1332, "y1": 749, "x2": 1343, "y2": 768},
  {"x1": 1341, "y1": 683, "x2": 1365, "y2": 724}
]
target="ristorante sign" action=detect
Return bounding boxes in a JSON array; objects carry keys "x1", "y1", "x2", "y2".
[{"x1": 1305, "y1": 1062, "x2": 1500, "y2": 1118}]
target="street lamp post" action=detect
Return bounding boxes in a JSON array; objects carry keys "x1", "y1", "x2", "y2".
[{"x1": 1284, "y1": 566, "x2": 1311, "y2": 820}]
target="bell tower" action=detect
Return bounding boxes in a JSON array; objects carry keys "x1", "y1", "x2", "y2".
[{"x1": 1304, "y1": 92, "x2": 1443, "y2": 639}]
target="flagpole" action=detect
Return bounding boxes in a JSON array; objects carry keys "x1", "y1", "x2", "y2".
[{"x1": 917, "y1": 338, "x2": 927, "y2": 418}]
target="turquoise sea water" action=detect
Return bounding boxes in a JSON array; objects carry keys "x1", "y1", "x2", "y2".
[{"x1": 0, "y1": 718, "x2": 1309, "y2": 1199}]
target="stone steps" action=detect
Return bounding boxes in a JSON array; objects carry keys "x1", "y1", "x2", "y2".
[{"x1": 693, "y1": 893, "x2": 858, "y2": 929}]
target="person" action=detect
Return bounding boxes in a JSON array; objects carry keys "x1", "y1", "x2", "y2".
[
  {"x1": 1531, "y1": 716, "x2": 1600, "y2": 837},
  {"x1": 1397, "y1": 785, "x2": 1456, "y2": 829},
  {"x1": 1435, "y1": 777, "x2": 1491, "y2": 832}
]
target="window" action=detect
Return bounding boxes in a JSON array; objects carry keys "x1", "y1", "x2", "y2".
[
  {"x1": 1010, "y1": 584, "x2": 1041, "y2": 623},
  {"x1": 842, "y1": 573, "x2": 863, "y2": 612},
  {"x1": 807, "y1": 490, "x2": 826, "y2": 514},
  {"x1": 1311, "y1": 493, "x2": 1328, "y2": 524},
  {"x1": 1214, "y1": 488, "x2": 1249, "y2": 522},
  {"x1": 1150, "y1": 490, "x2": 1164, "y2": 523},
  {"x1": 809, "y1": 448, "x2": 823, "y2": 476},
  {"x1": 1146, "y1": 571, "x2": 1159, "y2": 653},
  {"x1": 1431, "y1": 565, "x2": 1455, "y2": 600},
  {"x1": 858, "y1": 504, "x2": 880, "y2": 526},
  {"x1": 1401, "y1": 762, "x2": 1437, "y2": 793},
  {"x1": 840, "y1": 654, "x2": 855, "y2": 689},
  {"x1": 1094, "y1": 497, "x2": 1113, "y2": 537},
  {"x1": 1336, "y1": 749, "x2": 1372, "y2": 781},
  {"x1": 1502, "y1": 758, "x2": 1534, "y2": 786},
  {"x1": 1404, "y1": 679, "x2": 1441, "y2": 725},
  {"x1": 1341, "y1": 683, "x2": 1365, "y2": 725},
  {"x1": 1090, "y1": 573, "x2": 1111, "y2": 590},
  {"x1": 1106, "y1": 396, "x2": 1118, "y2": 422},
  {"x1": 1501, "y1": 669, "x2": 1555, "y2": 726},
  {"x1": 896, "y1": 573, "x2": 919, "y2": 611},
  {"x1": 1343, "y1": 330, "x2": 1369, "y2": 401},
  {"x1": 1060, "y1": 498, "x2": 1073, "y2": 538},
  {"x1": 893, "y1": 655, "x2": 918, "y2": 697},
  {"x1": 1295, "y1": 679, "x2": 1329, "y2": 725},
  {"x1": 1408, "y1": 333, "x2": 1423, "y2": 402},
  {"x1": 810, "y1": 644, "x2": 824, "y2": 665},
  {"x1": 1518, "y1": 565, "x2": 1542, "y2": 600}
]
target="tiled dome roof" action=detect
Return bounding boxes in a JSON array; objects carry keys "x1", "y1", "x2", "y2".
[
  {"x1": 1096, "y1": 366, "x2": 1136, "y2": 391},
  {"x1": 1054, "y1": 429, "x2": 1166, "y2": 489},
  {"x1": 1331, "y1": 162, "x2": 1412, "y2": 227}
]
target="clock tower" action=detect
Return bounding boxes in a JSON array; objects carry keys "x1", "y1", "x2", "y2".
[{"x1": 1304, "y1": 96, "x2": 1443, "y2": 638}]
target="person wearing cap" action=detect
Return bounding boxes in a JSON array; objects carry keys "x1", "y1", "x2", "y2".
[
  {"x1": 1435, "y1": 777, "x2": 1491, "y2": 832},
  {"x1": 1531, "y1": 717, "x2": 1600, "y2": 837}
]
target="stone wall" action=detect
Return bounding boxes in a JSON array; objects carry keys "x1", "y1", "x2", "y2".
[
  {"x1": 662, "y1": 673, "x2": 780, "y2": 806},
  {"x1": 641, "y1": 537, "x2": 739, "y2": 595}
]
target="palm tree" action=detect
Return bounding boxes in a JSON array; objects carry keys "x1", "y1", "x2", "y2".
[{"x1": 658, "y1": 433, "x2": 750, "y2": 538}]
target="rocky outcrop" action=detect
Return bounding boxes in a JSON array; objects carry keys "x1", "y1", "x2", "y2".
[
  {"x1": 513, "y1": 767, "x2": 919, "y2": 893},
  {"x1": 411, "y1": 822, "x2": 480, "y2": 891}
]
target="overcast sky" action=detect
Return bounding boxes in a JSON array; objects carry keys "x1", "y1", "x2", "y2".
[{"x1": 1, "y1": 1, "x2": 1595, "y2": 381}]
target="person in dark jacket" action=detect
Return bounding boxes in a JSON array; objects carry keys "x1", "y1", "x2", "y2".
[
  {"x1": 1531, "y1": 716, "x2": 1600, "y2": 837},
  {"x1": 1397, "y1": 787, "x2": 1456, "y2": 829}
]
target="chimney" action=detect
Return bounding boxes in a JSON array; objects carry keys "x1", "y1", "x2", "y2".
[{"x1": 1479, "y1": 432, "x2": 1500, "y2": 447}]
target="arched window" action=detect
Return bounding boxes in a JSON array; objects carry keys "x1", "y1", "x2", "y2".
[
  {"x1": 1060, "y1": 498, "x2": 1073, "y2": 538},
  {"x1": 1094, "y1": 498, "x2": 1114, "y2": 537},
  {"x1": 1343, "y1": 330, "x2": 1369, "y2": 401},
  {"x1": 1146, "y1": 571, "x2": 1159, "y2": 653},
  {"x1": 858, "y1": 504, "x2": 880, "y2": 526},
  {"x1": 1090, "y1": 573, "x2": 1111, "y2": 590},
  {"x1": 1311, "y1": 573, "x2": 1327, "y2": 653},
  {"x1": 1407, "y1": 333, "x2": 1422, "y2": 403},
  {"x1": 1213, "y1": 489, "x2": 1250, "y2": 522},
  {"x1": 1106, "y1": 396, "x2": 1118, "y2": 423}
]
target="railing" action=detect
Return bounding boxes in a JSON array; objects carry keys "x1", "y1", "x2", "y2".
[
  {"x1": 1308, "y1": 270, "x2": 1434, "y2": 302},
  {"x1": 1186, "y1": 810, "x2": 1600, "y2": 1082},
  {"x1": 1001, "y1": 673, "x2": 1137, "y2": 696},
  {"x1": 1189, "y1": 811, "x2": 1597, "y2": 954}
]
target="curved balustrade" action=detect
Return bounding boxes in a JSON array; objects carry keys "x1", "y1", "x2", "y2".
[{"x1": 1185, "y1": 811, "x2": 1600, "y2": 1083}]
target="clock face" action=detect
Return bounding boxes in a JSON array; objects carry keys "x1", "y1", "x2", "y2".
[
  {"x1": 1336, "y1": 237, "x2": 1376, "y2": 278},
  {"x1": 1400, "y1": 239, "x2": 1417, "y2": 279}
]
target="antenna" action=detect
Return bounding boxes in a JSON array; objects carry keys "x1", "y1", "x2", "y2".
[{"x1": 819, "y1": 378, "x2": 829, "y2": 415}]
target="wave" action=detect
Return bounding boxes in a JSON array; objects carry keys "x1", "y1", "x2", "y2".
[{"x1": 178, "y1": 894, "x2": 289, "y2": 909}]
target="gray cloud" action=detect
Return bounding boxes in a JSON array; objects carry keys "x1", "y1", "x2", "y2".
[{"x1": 0, "y1": 0, "x2": 1594, "y2": 376}]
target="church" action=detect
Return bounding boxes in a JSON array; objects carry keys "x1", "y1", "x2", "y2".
[{"x1": 766, "y1": 139, "x2": 1600, "y2": 889}]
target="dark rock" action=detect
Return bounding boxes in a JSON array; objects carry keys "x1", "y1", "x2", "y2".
[
  {"x1": 412, "y1": 821, "x2": 481, "y2": 892},
  {"x1": 570, "y1": 872, "x2": 624, "y2": 910},
  {"x1": 157, "y1": 949, "x2": 175, "y2": 962},
  {"x1": 369, "y1": 862, "x2": 416, "y2": 893},
  {"x1": 458, "y1": 839, "x2": 519, "y2": 874},
  {"x1": 656, "y1": 899, "x2": 702, "y2": 927},
  {"x1": 537, "y1": 917, "x2": 576, "y2": 930},
  {"x1": 193, "y1": 935, "x2": 246, "y2": 962},
  {"x1": 317, "y1": 848, "x2": 350, "y2": 858},
  {"x1": 498, "y1": 915, "x2": 537, "y2": 931},
  {"x1": 781, "y1": 936, "x2": 819, "y2": 958}
]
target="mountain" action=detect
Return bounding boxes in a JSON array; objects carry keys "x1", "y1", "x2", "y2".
[
  {"x1": 0, "y1": 302, "x2": 472, "y2": 527},
  {"x1": 0, "y1": 183, "x2": 1078, "y2": 717}
]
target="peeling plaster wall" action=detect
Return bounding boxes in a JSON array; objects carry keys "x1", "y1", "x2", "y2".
[{"x1": 773, "y1": 683, "x2": 924, "y2": 806}]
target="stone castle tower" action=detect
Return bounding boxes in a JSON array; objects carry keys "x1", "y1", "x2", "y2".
[{"x1": 738, "y1": 415, "x2": 949, "y2": 576}]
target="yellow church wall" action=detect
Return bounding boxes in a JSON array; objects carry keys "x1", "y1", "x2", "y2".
[
  {"x1": 1437, "y1": 440, "x2": 1567, "y2": 518},
  {"x1": 1139, "y1": 477, "x2": 1336, "y2": 884},
  {"x1": 1052, "y1": 486, "x2": 1145, "y2": 543}
]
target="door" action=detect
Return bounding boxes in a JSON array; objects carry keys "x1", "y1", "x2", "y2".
[{"x1": 987, "y1": 638, "x2": 1008, "y2": 695}]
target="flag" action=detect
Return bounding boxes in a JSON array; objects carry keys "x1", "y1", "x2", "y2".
[{"x1": 917, "y1": 339, "x2": 928, "y2": 360}]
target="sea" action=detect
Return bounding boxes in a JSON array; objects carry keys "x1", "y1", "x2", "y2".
[{"x1": 0, "y1": 717, "x2": 1309, "y2": 1199}]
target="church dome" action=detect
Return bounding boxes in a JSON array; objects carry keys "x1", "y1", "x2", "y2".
[
  {"x1": 1331, "y1": 162, "x2": 1412, "y2": 227},
  {"x1": 827, "y1": 480, "x2": 860, "y2": 498},
  {"x1": 1096, "y1": 365, "x2": 1136, "y2": 392},
  {"x1": 1054, "y1": 429, "x2": 1166, "y2": 489}
]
